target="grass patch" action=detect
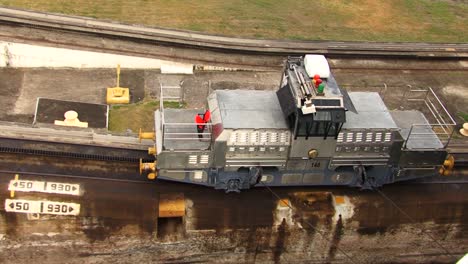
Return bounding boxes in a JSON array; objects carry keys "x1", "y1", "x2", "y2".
[
  {"x1": 0, "y1": 0, "x2": 466, "y2": 42},
  {"x1": 458, "y1": 112, "x2": 468, "y2": 123},
  {"x1": 108, "y1": 99, "x2": 184, "y2": 133}
]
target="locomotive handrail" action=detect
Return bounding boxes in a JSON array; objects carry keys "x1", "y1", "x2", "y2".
[
  {"x1": 164, "y1": 132, "x2": 212, "y2": 135},
  {"x1": 162, "y1": 122, "x2": 212, "y2": 148},
  {"x1": 163, "y1": 123, "x2": 213, "y2": 125},
  {"x1": 402, "y1": 87, "x2": 456, "y2": 149},
  {"x1": 404, "y1": 123, "x2": 455, "y2": 149},
  {"x1": 164, "y1": 138, "x2": 210, "y2": 140}
]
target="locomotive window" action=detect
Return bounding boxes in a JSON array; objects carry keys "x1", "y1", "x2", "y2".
[
  {"x1": 295, "y1": 120, "x2": 342, "y2": 139},
  {"x1": 289, "y1": 111, "x2": 343, "y2": 140}
]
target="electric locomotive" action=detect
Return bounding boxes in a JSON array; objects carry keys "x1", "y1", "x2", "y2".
[{"x1": 140, "y1": 55, "x2": 456, "y2": 192}]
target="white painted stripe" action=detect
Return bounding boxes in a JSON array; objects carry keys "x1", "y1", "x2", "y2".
[
  {"x1": 0, "y1": 41, "x2": 193, "y2": 71},
  {"x1": 161, "y1": 63, "x2": 193, "y2": 74},
  {"x1": 5, "y1": 199, "x2": 80, "y2": 216},
  {"x1": 8, "y1": 180, "x2": 81, "y2": 196}
]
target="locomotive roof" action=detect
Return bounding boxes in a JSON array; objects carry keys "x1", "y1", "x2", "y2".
[
  {"x1": 209, "y1": 90, "x2": 289, "y2": 130},
  {"x1": 342, "y1": 92, "x2": 398, "y2": 129}
]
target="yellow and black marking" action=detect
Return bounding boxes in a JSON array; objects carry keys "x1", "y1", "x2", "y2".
[
  {"x1": 10, "y1": 174, "x2": 19, "y2": 198},
  {"x1": 139, "y1": 159, "x2": 158, "y2": 180},
  {"x1": 439, "y1": 155, "x2": 455, "y2": 176}
]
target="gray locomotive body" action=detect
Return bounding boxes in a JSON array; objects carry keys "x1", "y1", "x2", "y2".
[{"x1": 150, "y1": 55, "x2": 455, "y2": 192}]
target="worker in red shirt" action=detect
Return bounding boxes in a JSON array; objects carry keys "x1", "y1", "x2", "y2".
[{"x1": 195, "y1": 110, "x2": 211, "y2": 138}]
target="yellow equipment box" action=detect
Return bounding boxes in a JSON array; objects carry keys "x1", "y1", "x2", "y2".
[
  {"x1": 107, "y1": 87, "x2": 130, "y2": 104},
  {"x1": 106, "y1": 64, "x2": 130, "y2": 104}
]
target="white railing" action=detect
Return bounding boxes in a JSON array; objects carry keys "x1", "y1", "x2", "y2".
[
  {"x1": 402, "y1": 87, "x2": 456, "y2": 149},
  {"x1": 163, "y1": 123, "x2": 212, "y2": 139},
  {"x1": 161, "y1": 122, "x2": 212, "y2": 150},
  {"x1": 159, "y1": 83, "x2": 211, "y2": 150}
]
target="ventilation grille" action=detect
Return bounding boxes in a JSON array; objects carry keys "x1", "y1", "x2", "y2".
[
  {"x1": 187, "y1": 154, "x2": 210, "y2": 165},
  {"x1": 337, "y1": 131, "x2": 393, "y2": 144},
  {"x1": 228, "y1": 130, "x2": 290, "y2": 146}
]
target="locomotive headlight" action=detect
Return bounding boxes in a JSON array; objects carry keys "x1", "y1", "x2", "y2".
[{"x1": 308, "y1": 149, "x2": 318, "y2": 159}]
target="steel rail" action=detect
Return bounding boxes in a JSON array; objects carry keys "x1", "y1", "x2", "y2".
[
  {"x1": 0, "y1": 7, "x2": 467, "y2": 58},
  {"x1": 0, "y1": 134, "x2": 464, "y2": 167},
  {"x1": 0, "y1": 147, "x2": 466, "y2": 185},
  {"x1": 0, "y1": 146, "x2": 151, "y2": 162}
]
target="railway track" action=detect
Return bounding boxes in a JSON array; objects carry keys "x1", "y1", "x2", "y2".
[
  {"x1": 0, "y1": 7, "x2": 468, "y2": 60},
  {"x1": 0, "y1": 132, "x2": 464, "y2": 164},
  {"x1": 0, "y1": 137, "x2": 154, "y2": 163},
  {"x1": 0, "y1": 139, "x2": 466, "y2": 185},
  {"x1": 1, "y1": 6, "x2": 467, "y2": 72},
  {"x1": 0, "y1": 151, "x2": 143, "y2": 182},
  {"x1": 2, "y1": 166, "x2": 467, "y2": 187}
]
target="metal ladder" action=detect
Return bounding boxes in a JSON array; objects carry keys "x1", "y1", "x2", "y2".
[{"x1": 159, "y1": 83, "x2": 183, "y2": 108}]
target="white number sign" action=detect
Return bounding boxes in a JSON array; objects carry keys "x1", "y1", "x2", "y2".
[
  {"x1": 4, "y1": 199, "x2": 40, "y2": 214},
  {"x1": 4, "y1": 199, "x2": 80, "y2": 216},
  {"x1": 8, "y1": 180, "x2": 80, "y2": 196}
]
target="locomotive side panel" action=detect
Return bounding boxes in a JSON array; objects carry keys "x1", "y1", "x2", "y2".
[
  {"x1": 158, "y1": 151, "x2": 212, "y2": 169},
  {"x1": 224, "y1": 129, "x2": 290, "y2": 171},
  {"x1": 289, "y1": 137, "x2": 337, "y2": 158}
]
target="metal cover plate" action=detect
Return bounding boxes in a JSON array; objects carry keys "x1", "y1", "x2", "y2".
[
  {"x1": 215, "y1": 90, "x2": 288, "y2": 129},
  {"x1": 343, "y1": 92, "x2": 398, "y2": 129},
  {"x1": 390, "y1": 110, "x2": 443, "y2": 149}
]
